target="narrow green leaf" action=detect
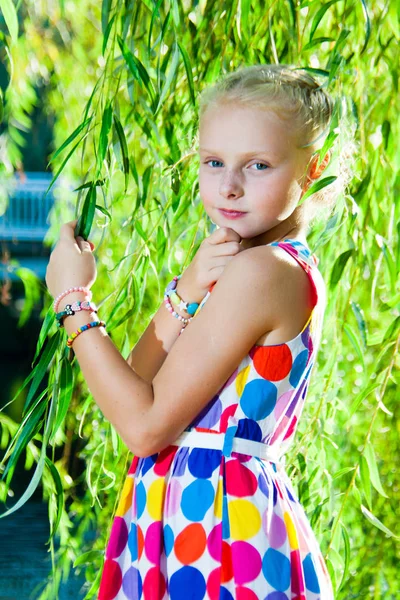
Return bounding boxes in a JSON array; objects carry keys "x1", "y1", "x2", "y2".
[
  {"x1": 350, "y1": 301, "x2": 367, "y2": 348},
  {"x1": 44, "y1": 457, "x2": 64, "y2": 539},
  {"x1": 177, "y1": 42, "x2": 195, "y2": 107},
  {"x1": 33, "y1": 305, "x2": 56, "y2": 364},
  {"x1": 23, "y1": 333, "x2": 61, "y2": 414},
  {"x1": 98, "y1": 102, "x2": 113, "y2": 170},
  {"x1": 298, "y1": 176, "x2": 337, "y2": 206},
  {"x1": 113, "y1": 115, "x2": 130, "y2": 191},
  {"x1": 0, "y1": 0, "x2": 19, "y2": 43},
  {"x1": 101, "y1": 0, "x2": 112, "y2": 34},
  {"x1": 359, "y1": 0, "x2": 371, "y2": 55},
  {"x1": 148, "y1": 0, "x2": 163, "y2": 54},
  {"x1": 332, "y1": 466, "x2": 356, "y2": 480},
  {"x1": 343, "y1": 323, "x2": 365, "y2": 367},
  {"x1": 50, "y1": 358, "x2": 73, "y2": 442},
  {"x1": 73, "y1": 549, "x2": 103, "y2": 568},
  {"x1": 338, "y1": 522, "x2": 351, "y2": 591},
  {"x1": 309, "y1": 0, "x2": 343, "y2": 43},
  {"x1": 348, "y1": 382, "x2": 380, "y2": 418},
  {"x1": 360, "y1": 504, "x2": 399, "y2": 539},
  {"x1": 383, "y1": 316, "x2": 400, "y2": 343},
  {"x1": 302, "y1": 37, "x2": 334, "y2": 51},
  {"x1": 359, "y1": 455, "x2": 371, "y2": 509},
  {"x1": 117, "y1": 36, "x2": 157, "y2": 108},
  {"x1": 363, "y1": 442, "x2": 388, "y2": 498},
  {"x1": 329, "y1": 249, "x2": 354, "y2": 288},
  {"x1": 46, "y1": 137, "x2": 85, "y2": 196},
  {"x1": 48, "y1": 116, "x2": 93, "y2": 165},
  {"x1": 75, "y1": 183, "x2": 97, "y2": 241},
  {"x1": 95, "y1": 204, "x2": 112, "y2": 220},
  {"x1": 155, "y1": 42, "x2": 180, "y2": 115},
  {"x1": 102, "y1": 12, "x2": 117, "y2": 56}
]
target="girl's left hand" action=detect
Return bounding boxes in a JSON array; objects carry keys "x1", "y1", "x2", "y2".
[{"x1": 45, "y1": 220, "x2": 97, "y2": 299}]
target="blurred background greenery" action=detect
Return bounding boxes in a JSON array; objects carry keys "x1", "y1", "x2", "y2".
[{"x1": 0, "y1": 0, "x2": 399, "y2": 598}]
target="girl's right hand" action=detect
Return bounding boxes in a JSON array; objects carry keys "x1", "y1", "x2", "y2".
[{"x1": 177, "y1": 227, "x2": 243, "y2": 304}]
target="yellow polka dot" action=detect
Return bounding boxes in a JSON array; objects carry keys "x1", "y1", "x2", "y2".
[
  {"x1": 214, "y1": 478, "x2": 223, "y2": 519},
  {"x1": 115, "y1": 476, "x2": 134, "y2": 517},
  {"x1": 228, "y1": 499, "x2": 262, "y2": 540},
  {"x1": 284, "y1": 511, "x2": 299, "y2": 550},
  {"x1": 147, "y1": 478, "x2": 166, "y2": 520},
  {"x1": 235, "y1": 366, "x2": 251, "y2": 396}
]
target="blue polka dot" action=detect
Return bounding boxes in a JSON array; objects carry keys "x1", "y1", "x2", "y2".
[
  {"x1": 263, "y1": 593, "x2": 289, "y2": 600},
  {"x1": 262, "y1": 548, "x2": 290, "y2": 591},
  {"x1": 122, "y1": 566, "x2": 142, "y2": 598},
  {"x1": 140, "y1": 454, "x2": 157, "y2": 476},
  {"x1": 220, "y1": 587, "x2": 234, "y2": 600},
  {"x1": 191, "y1": 396, "x2": 222, "y2": 428},
  {"x1": 170, "y1": 566, "x2": 206, "y2": 600},
  {"x1": 163, "y1": 524, "x2": 174, "y2": 557},
  {"x1": 289, "y1": 349, "x2": 309, "y2": 388},
  {"x1": 188, "y1": 448, "x2": 221, "y2": 479},
  {"x1": 240, "y1": 380, "x2": 277, "y2": 420},
  {"x1": 173, "y1": 447, "x2": 190, "y2": 476},
  {"x1": 181, "y1": 479, "x2": 215, "y2": 522},
  {"x1": 236, "y1": 418, "x2": 262, "y2": 441},
  {"x1": 258, "y1": 473, "x2": 269, "y2": 498},
  {"x1": 303, "y1": 553, "x2": 320, "y2": 593},
  {"x1": 136, "y1": 481, "x2": 146, "y2": 519},
  {"x1": 128, "y1": 524, "x2": 138, "y2": 560}
]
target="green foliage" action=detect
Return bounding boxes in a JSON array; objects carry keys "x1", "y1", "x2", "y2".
[{"x1": 0, "y1": 0, "x2": 399, "y2": 598}]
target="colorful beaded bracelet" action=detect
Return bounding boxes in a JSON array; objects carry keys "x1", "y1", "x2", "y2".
[
  {"x1": 163, "y1": 294, "x2": 193, "y2": 327},
  {"x1": 165, "y1": 275, "x2": 199, "y2": 316},
  {"x1": 53, "y1": 286, "x2": 92, "y2": 313},
  {"x1": 56, "y1": 300, "x2": 98, "y2": 328},
  {"x1": 66, "y1": 320, "x2": 106, "y2": 348}
]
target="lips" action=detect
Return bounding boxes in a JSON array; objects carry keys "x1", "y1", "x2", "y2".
[{"x1": 220, "y1": 209, "x2": 246, "y2": 213}]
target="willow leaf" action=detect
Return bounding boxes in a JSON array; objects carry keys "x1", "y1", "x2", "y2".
[
  {"x1": 298, "y1": 176, "x2": 337, "y2": 206},
  {"x1": 363, "y1": 442, "x2": 388, "y2": 498},
  {"x1": 0, "y1": 0, "x2": 19, "y2": 43},
  {"x1": 101, "y1": 0, "x2": 112, "y2": 34},
  {"x1": 338, "y1": 522, "x2": 351, "y2": 591},
  {"x1": 48, "y1": 116, "x2": 93, "y2": 165},
  {"x1": 50, "y1": 358, "x2": 73, "y2": 442},
  {"x1": 45, "y1": 457, "x2": 64, "y2": 539},
  {"x1": 360, "y1": 505, "x2": 399, "y2": 539},
  {"x1": 23, "y1": 333, "x2": 61, "y2": 415},
  {"x1": 302, "y1": 36, "x2": 334, "y2": 51},
  {"x1": 359, "y1": 455, "x2": 371, "y2": 509},
  {"x1": 350, "y1": 301, "x2": 367, "y2": 348},
  {"x1": 329, "y1": 249, "x2": 354, "y2": 288},
  {"x1": 343, "y1": 323, "x2": 365, "y2": 367},
  {"x1": 177, "y1": 42, "x2": 195, "y2": 106},
  {"x1": 348, "y1": 382, "x2": 380, "y2": 418},
  {"x1": 360, "y1": 0, "x2": 371, "y2": 54},
  {"x1": 75, "y1": 183, "x2": 97, "y2": 240},
  {"x1": 98, "y1": 102, "x2": 113, "y2": 170},
  {"x1": 155, "y1": 42, "x2": 180, "y2": 115},
  {"x1": 309, "y1": 0, "x2": 343, "y2": 42},
  {"x1": 113, "y1": 115, "x2": 130, "y2": 191},
  {"x1": 102, "y1": 13, "x2": 117, "y2": 56},
  {"x1": 73, "y1": 550, "x2": 104, "y2": 568},
  {"x1": 33, "y1": 305, "x2": 56, "y2": 364}
]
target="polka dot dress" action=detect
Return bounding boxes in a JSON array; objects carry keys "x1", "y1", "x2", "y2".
[{"x1": 98, "y1": 239, "x2": 334, "y2": 600}]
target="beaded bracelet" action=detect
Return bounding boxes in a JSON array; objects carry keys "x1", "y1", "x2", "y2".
[
  {"x1": 56, "y1": 300, "x2": 98, "y2": 328},
  {"x1": 53, "y1": 286, "x2": 92, "y2": 313},
  {"x1": 165, "y1": 276, "x2": 199, "y2": 316},
  {"x1": 163, "y1": 294, "x2": 192, "y2": 334},
  {"x1": 66, "y1": 320, "x2": 106, "y2": 348}
]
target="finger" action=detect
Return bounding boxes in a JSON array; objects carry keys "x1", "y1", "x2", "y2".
[
  {"x1": 211, "y1": 241, "x2": 242, "y2": 257},
  {"x1": 206, "y1": 226, "x2": 242, "y2": 244},
  {"x1": 76, "y1": 236, "x2": 93, "y2": 252},
  {"x1": 60, "y1": 220, "x2": 79, "y2": 241}
]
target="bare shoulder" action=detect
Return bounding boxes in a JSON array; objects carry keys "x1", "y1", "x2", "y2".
[{"x1": 135, "y1": 245, "x2": 311, "y2": 456}]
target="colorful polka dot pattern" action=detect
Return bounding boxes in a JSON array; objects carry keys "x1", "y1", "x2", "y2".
[{"x1": 98, "y1": 239, "x2": 333, "y2": 599}]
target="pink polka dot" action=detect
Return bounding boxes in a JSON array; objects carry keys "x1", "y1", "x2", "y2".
[
  {"x1": 274, "y1": 390, "x2": 295, "y2": 420},
  {"x1": 220, "y1": 404, "x2": 238, "y2": 432},
  {"x1": 207, "y1": 522, "x2": 222, "y2": 561},
  {"x1": 237, "y1": 587, "x2": 259, "y2": 600},
  {"x1": 291, "y1": 549, "x2": 305, "y2": 595},
  {"x1": 231, "y1": 541, "x2": 262, "y2": 584},
  {"x1": 263, "y1": 510, "x2": 287, "y2": 548},
  {"x1": 207, "y1": 567, "x2": 221, "y2": 600},
  {"x1": 144, "y1": 521, "x2": 163, "y2": 564},
  {"x1": 106, "y1": 517, "x2": 128, "y2": 559},
  {"x1": 226, "y1": 460, "x2": 258, "y2": 497},
  {"x1": 283, "y1": 416, "x2": 297, "y2": 440},
  {"x1": 154, "y1": 446, "x2": 177, "y2": 476},
  {"x1": 98, "y1": 559, "x2": 123, "y2": 600},
  {"x1": 143, "y1": 565, "x2": 166, "y2": 600},
  {"x1": 165, "y1": 478, "x2": 183, "y2": 517}
]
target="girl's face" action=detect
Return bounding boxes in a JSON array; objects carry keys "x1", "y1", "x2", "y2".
[{"x1": 198, "y1": 103, "x2": 312, "y2": 247}]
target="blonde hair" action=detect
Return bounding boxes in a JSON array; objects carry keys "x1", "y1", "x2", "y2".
[{"x1": 196, "y1": 64, "x2": 357, "y2": 228}]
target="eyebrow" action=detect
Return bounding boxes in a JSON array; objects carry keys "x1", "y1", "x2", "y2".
[{"x1": 199, "y1": 148, "x2": 281, "y2": 159}]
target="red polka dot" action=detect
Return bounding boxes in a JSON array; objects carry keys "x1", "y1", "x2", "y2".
[
  {"x1": 221, "y1": 541, "x2": 234, "y2": 582},
  {"x1": 207, "y1": 567, "x2": 221, "y2": 600},
  {"x1": 225, "y1": 460, "x2": 258, "y2": 497},
  {"x1": 175, "y1": 523, "x2": 207, "y2": 564},
  {"x1": 283, "y1": 416, "x2": 297, "y2": 440},
  {"x1": 237, "y1": 587, "x2": 259, "y2": 600},
  {"x1": 98, "y1": 559, "x2": 122, "y2": 600},
  {"x1": 128, "y1": 455, "x2": 139, "y2": 474},
  {"x1": 138, "y1": 524, "x2": 144, "y2": 559},
  {"x1": 220, "y1": 404, "x2": 238, "y2": 432},
  {"x1": 291, "y1": 549, "x2": 305, "y2": 595},
  {"x1": 153, "y1": 445, "x2": 178, "y2": 476},
  {"x1": 143, "y1": 566, "x2": 166, "y2": 600},
  {"x1": 250, "y1": 345, "x2": 293, "y2": 381}
]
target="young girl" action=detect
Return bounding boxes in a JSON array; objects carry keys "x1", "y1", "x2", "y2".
[{"x1": 45, "y1": 64, "x2": 343, "y2": 599}]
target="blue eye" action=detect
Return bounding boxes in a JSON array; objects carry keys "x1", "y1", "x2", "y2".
[
  {"x1": 251, "y1": 163, "x2": 268, "y2": 171},
  {"x1": 206, "y1": 160, "x2": 223, "y2": 168}
]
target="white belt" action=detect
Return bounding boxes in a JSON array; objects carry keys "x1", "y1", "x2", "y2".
[{"x1": 172, "y1": 430, "x2": 285, "y2": 465}]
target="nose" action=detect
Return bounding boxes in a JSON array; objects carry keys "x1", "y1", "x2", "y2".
[{"x1": 219, "y1": 170, "x2": 244, "y2": 199}]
